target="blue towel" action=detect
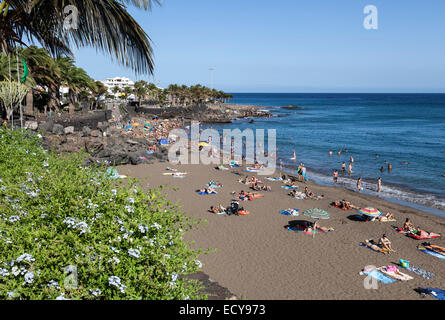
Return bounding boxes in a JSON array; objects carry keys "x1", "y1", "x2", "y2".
[
  {"x1": 206, "y1": 184, "x2": 221, "y2": 188},
  {"x1": 198, "y1": 192, "x2": 217, "y2": 195},
  {"x1": 418, "y1": 248, "x2": 445, "y2": 259},
  {"x1": 418, "y1": 288, "x2": 445, "y2": 300},
  {"x1": 281, "y1": 186, "x2": 299, "y2": 190},
  {"x1": 363, "y1": 270, "x2": 396, "y2": 284},
  {"x1": 280, "y1": 209, "x2": 299, "y2": 216}
]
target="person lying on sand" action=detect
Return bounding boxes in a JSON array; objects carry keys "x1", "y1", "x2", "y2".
[
  {"x1": 379, "y1": 234, "x2": 396, "y2": 252},
  {"x1": 200, "y1": 186, "x2": 216, "y2": 194},
  {"x1": 252, "y1": 183, "x2": 271, "y2": 192},
  {"x1": 362, "y1": 239, "x2": 389, "y2": 254},
  {"x1": 372, "y1": 212, "x2": 395, "y2": 222},
  {"x1": 289, "y1": 190, "x2": 307, "y2": 199},
  {"x1": 403, "y1": 218, "x2": 440, "y2": 238},
  {"x1": 304, "y1": 187, "x2": 314, "y2": 197},
  {"x1": 331, "y1": 200, "x2": 358, "y2": 210},
  {"x1": 210, "y1": 205, "x2": 226, "y2": 214},
  {"x1": 304, "y1": 222, "x2": 334, "y2": 233}
]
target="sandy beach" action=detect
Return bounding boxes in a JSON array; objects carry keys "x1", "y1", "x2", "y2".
[{"x1": 118, "y1": 160, "x2": 445, "y2": 300}]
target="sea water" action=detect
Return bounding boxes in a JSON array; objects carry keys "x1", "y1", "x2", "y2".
[{"x1": 203, "y1": 93, "x2": 445, "y2": 217}]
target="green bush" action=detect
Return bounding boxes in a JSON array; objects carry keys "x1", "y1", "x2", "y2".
[{"x1": 0, "y1": 128, "x2": 205, "y2": 300}]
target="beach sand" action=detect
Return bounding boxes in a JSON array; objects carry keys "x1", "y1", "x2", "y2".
[{"x1": 118, "y1": 161, "x2": 445, "y2": 300}]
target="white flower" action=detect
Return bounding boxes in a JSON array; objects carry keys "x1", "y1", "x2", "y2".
[
  {"x1": 23, "y1": 271, "x2": 34, "y2": 284},
  {"x1": 0, "y1": 268, "x2": 9, "y2": 277},
  {"x1": 138, "y1": 224, "x2": 148, "y2": 234},
  {"x1": 125, "y1": 205, "x2": 134, "y2": 213},
  {"x1": 16, "y1": 253, "x2": 35, "y2": 263},
  {"x1": 108, "y1": 256, "x2": 120, "y2": 264},
  {"x1": 128, "y1": 248, "x2": 141, "y2": 258},
  {"x1": 128, "y1": 197, "x2": 135, "y2": 204},
  {"x1": 47, "y1": 280, "x2": 61, "y2": 290},
  {"x1": 89, "y1": 289, "x2": 102, "y2": 297},
  {"x1": 108, "y1": 276, "x2": 126, "y2": 293},
  {"x1": 151, "y1": 222, "x2": 161, "y2": 230},
  {"x1": 9, "y1": 216, "x2": 20, "y2": 222}
]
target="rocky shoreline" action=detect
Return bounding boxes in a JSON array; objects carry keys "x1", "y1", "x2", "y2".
[{"x1": 21, "y1": 102, "x2": 271, "y2": 167}]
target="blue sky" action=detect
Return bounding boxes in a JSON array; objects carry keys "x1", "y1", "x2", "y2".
[{"x1": 73, "y1": 0, "x2": 445, "y2": 93}]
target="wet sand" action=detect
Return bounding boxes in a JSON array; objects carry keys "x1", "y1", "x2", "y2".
[{"x1": 118, "y1": 161, "x2": 445, "y2": 300}]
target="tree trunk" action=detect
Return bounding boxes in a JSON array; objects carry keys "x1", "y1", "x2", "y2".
[
  {"x1": 25, "y1": 89, "x2": 34, "y2": 116},
  {"x1": 69, "y1": 91, "x2": 75, "y2": 114}
]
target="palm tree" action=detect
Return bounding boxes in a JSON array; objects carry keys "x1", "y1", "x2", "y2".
[
  {"x1": 134, "y1": 80, "x2": 148, "y2": 105},
  {"x1": 0, "y1": 0, "x2": 161, "y2": 75},
  {"x1": 57, "y1": 56, "x2": 95, "y2": 114},
  {"x1": 18, "y1": 46, "x2": 61, "y2": 116}
]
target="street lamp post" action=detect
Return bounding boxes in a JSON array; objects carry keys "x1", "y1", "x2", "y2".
[{"x1": 209, "y1": 68, "x2": 215, "y2": 90}]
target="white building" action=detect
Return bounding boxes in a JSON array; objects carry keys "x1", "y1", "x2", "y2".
[{"x1": 102, "y1": 77, "x2": 135, "y2": 92}]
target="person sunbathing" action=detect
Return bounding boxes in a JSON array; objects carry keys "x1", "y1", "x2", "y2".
[
  {"x1": 304, "y1": 222, "x2": 334, "y2": 233},
  {"x1": 363, "y1": 239, "x2": 389, "y2": 254},
  {"x1": 304, "y1": 187, "x2": 314, "y2": 197},
  {"x1": 379, "y1": 234, "x2": 396, "y2": 252},
  {"x1": 403, "y1": 218, "x2": 440, "y2": 238},
  {"x1": 372, "y1": 212, "x2": 395, "y2": 222},
  {"x1": 210, "y1": 205, "x2": 226, "y2": 214},
  {"x1": 200, "y1": 186, "x2": 216, "y2": 194}
]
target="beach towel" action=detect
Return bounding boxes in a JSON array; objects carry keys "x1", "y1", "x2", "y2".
[
  {"x1": 280, "y1": 209, "x2": 300, "y2": 216},
  {"x1": 406, "y1": 265, "x2": 435, "y2": 279},
  {"x1": 331, "y1": 204, "x2": 351, "y2": 211},
  {"x1": 230, "y1": 164, "x2": 240, "y2": 168},
  {"x1": 206, "y1": 184, "x2": 222, "y2": 188},
  {"x1": 266, "y1": 177, "x2": 283, "y2": 182},
  {"x1": 363, "y1": 269, "x2": 397, "y2": 284},
  {"x1": 105, "y1": 168, "x2": 127, "y2": 180},
  {"x1": 287, "y1": 225, "x2": 331, "y2": 235},
  {"x1": 416, "y1": 287, "x2": 445, "y2": 300},
  {"x1": 417, "y1": 245, "x2": 445, "y2": 259},
  {"x1": 377, "y1": 266, "x2": 413, "y2": 281},
  {"x1": 393, "y1": 227, "x2": 440, "y2": 240},
  {"x1": 360, "y1": 241, "x2": 389, "y2": 254},
  {"x1": 424, "y1": 244, "x2": 445, "y2": 255},
  {"x1": 198, "y1": 191, "x2": 217, "y2": 195},
  {"x1": 281, "y1": 186, "x2": 299, "y2": 190}
]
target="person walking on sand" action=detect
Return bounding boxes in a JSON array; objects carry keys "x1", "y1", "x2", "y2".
[
  {"x1": 357, "y1": 177, "x2": 362, "y2": 192},
  {"x1": 333, "y1": 170, "x2": 338, "y2": 185},
  {"x1": 377, "y1": 177, "x2": 382, "y2": 192}
]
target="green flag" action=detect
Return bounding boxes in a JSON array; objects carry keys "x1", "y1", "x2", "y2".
[{"x1": 21, "y1": 58, "x2": 29, "y2": 83}]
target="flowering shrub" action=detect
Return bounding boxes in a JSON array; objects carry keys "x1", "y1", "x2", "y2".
[{"x1": 0, "y1": 128, "x2": 206, "y2": 299}]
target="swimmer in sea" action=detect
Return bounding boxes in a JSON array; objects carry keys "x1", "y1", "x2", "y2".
[
  {"x1": 380, "y1": 166, "x2": 385, "y2": 173},
  {"x1": 388, "y1": 163, "x2": 392, "y2": 171},
  {"x1": 329, "y1": 151, "x2": 333, "y2": 157}
]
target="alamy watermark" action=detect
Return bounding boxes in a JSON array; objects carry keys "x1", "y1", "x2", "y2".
[
  {"x1": 363, "y1": 5, "x2": 378, "y2": 30},
  {"x1": 167, "y1": 122, "x2": 277, "y2": 175}
]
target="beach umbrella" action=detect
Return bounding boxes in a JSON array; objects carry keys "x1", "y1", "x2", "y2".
[
  {"x1": 302, "y1": 208, "x2": 330, "y2": 238},
  {"x1": 357, "y1": 207, "x2": 382, "y2": 218},
  {"x1": 159, "y1": 138, "x2": 168, "y2": 146},
  {"x1": 199, "y1": 142, "x2": 209, "y2": 147}
]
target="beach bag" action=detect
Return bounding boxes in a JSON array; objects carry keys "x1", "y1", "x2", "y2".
[{"x1": 399, "y1": 259, "x2": 410, "y2": 268}]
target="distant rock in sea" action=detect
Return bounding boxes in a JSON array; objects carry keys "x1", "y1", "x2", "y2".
[{"x1": 281, "y1": 104, "x2": 302, "y2": 110}]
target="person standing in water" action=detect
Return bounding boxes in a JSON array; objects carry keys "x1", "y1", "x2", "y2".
[
  {"x1": 329, "y1": 151, "x2": 333, "y2": 157},
  {"x1": 350, "y1": 156, "x2": 354, "y2": 164},
  {"x1": 357, "y1": 177, "x2": 362, "y2": 192},
  {"x1": 341, "y1": 162, "x2": 346, "y2": 175},
  {"x1": 333, "y1": 170, "x2": 338, "y2": 185},
  {"x1": 377, "y1": 177, "x2": 382, "y2": 192},
  {"x1": 388, "y1": 163, "x2": 392, "y2": 172},
  {"x1": 348, "y1": 162, "x2": 353, "y2": 175}
]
